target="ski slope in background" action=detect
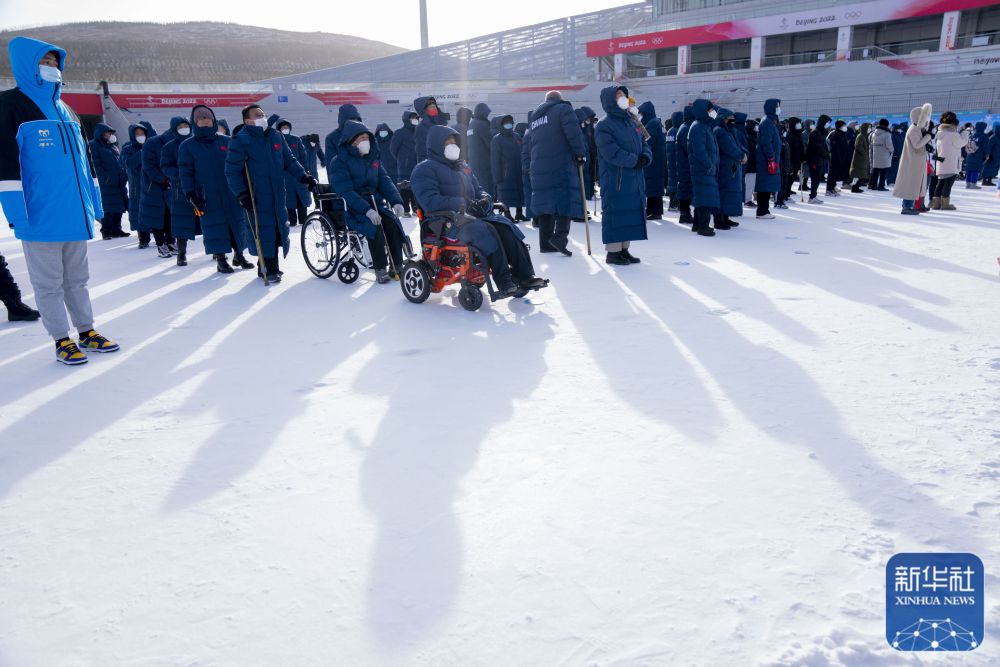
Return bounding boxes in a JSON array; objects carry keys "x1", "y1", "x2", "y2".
[{"x1": 0, "y1": 187, "x2": 998, "y2": 666}]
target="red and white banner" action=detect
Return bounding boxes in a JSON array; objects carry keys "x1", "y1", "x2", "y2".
[
  {"x1": 112, "y1": 93, "x2": 269, "y2": 110},
  {"x1": 586, "y1": 0, "x2": 999, "y2": 57}
]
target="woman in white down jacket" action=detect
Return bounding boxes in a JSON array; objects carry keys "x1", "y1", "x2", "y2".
[{"x1": 931, "y1": 111, "x2": 966, "y2": 211}]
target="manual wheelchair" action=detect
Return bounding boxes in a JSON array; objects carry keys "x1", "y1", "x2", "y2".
[{"x1": 300, "y1": 184, "x2": 414, "y2": 284}]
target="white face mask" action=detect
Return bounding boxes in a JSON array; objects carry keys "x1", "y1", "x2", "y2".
[
  {"x1": 708, "y1": 109, "x2": 718, "y2": 120},
  {"x1": 38, "y1": 64, "x2": 62, "y2": 83},
  {"x1": 356, "y1": 140, "x2": 371, "y2": 156},
  {"x1": 775, "y1": 107, "x2": 782, "y2": 115},
  {"x1": 410, "y1": 118, "x2": 419, "y2": 126},
  {"x1": 616, "y1": 96, "x2": 630, "y2": 111},
  {"x1": 311, "y1": 141, "x2": 317, "y2": 146},
  {"x1": 280, "y1": 128, "x2": 291, "y2": 135},
  {"x1": 176, "y1": 126, "x2": 191, "y2": 136},
  {"x1": 106, "y1": 134, "x2": 117, "y2": 144},
  {"x1": 839, "y1": 126, "x2": 847, "y2": 132},
  {"x1": 443, "y1": 143, "x2": 461, "y2": 161},
  {"x1": 795, "y1": 123, "x2": 802, "y2": 130},
  {"x1": 254, "y1": 117, "x2": 268, "y2": 129},
  {"x1": 378, "y1": 131, "x2": 388, "y2": 138},
  {"x1": 136, "y1": 135, "x2": 146, "y2": 144}
]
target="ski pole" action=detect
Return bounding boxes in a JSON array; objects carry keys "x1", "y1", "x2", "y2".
[
  {"x1": 244, "y1": 164, "x2": 269, "y2": 286},
  {"x1": 578, "y1": 163, "x2": 592, "y2": 256}
]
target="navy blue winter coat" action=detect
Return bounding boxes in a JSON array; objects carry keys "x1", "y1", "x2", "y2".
[
  {"x1": 574, "y1": 108, "x2": 595, "y2": 199},
  {"x1": 521, "y1": 128, "x2": 534, "y2": 218},
  {"x1": 675, "y1": 106, "x2": 695, "y2": 200},
  {"x1": 453, "y1": 106, "x2": 472, "y2": 161},
  {"x1": 413, "y1": 96, "x2": 448, "y2": 162},
  {"x1": 490, "y1": 118, "x2": 524, "y2": 207},
  {"x1": 89, "y1": 122, "x2": 128, "y2": 216},
  {"x1": 177, "y1": 107, "x2": 247, "y2": 255},
  {"x1": 302, "y1": 135, "x2": 325, "y2": 180},
  {"x1": 687, "y1": 99, "x2": 720, "y2": 210},
  {"x1": 665, "y1": 110, "x2": 683, "y2": 196},
  {"x1": 594, "y1": 86, "x2": 652, "y2": 244},
  {"x1": 580, "y1": 105, "x2": 601, "y2": 193},
  {"x1": 390, "y1": 111, "x2": 419, "y2": 182},
  {"x1": 755, "y1": 98, "x2": 782, "y2": 193},
  {"x1": 138, "y1": 116, "x2": 183, "y2": 231},
  {"x1": 374, "y1": 123, "x2": 396, "y2": 181},
  {"x1": 638, "y1": 101, "x2": 667, "y2": 198},
  {"x1": 527, "y1": 97, "x2": 587, "y2": 218},
  {"x1": 713, "y1": 110, "x2": 744, "y2": 217},
  {"x1": 468, "y1": 103, "x2": 494, "y2": 194},
  {"x1": 410, "y1": 125, "x2": 524, "y2": 255},
  {"x1": 329, "y1": 120, "x2": 404, "y2": 241},
  {"x1": 325, "y1": 104, "x2": 362, "y2": 183},
  {"x1": 224, "y1": 124, "x2": 305, "y2": 258},
  {"x1": 965, "y1": 122, "x2": 990, "y2": 172},
  {"x1": 276, "y1": 120, "x2": 311, "y2": 209},
  {"x1": 161, "y1": 123, "x2": 199, "y2": 240},
  {"x1": 120, "y1": 124, "x2": 147, "y2": 226},
  {"x1": 983, "y1": 122, "x2": 1000, "y2": 180}
]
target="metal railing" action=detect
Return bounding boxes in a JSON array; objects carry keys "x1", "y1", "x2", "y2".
[
  {"x1": 762, "y1": 50, "x2": 837, "y2": 67},
  {"x1": 848, "y1": 45, "x2": 899, "y2": 60},
  {"x1": 877, "y1": 38, "x2": 940, "y2": 56},
  {"x1": 625, "y1": 64, "x2": 680, "y2": 78},
  {"x1": 688, "y1": 57, "x2": 751, "y2": 74},
  {"x1": 781, "y1": 88, "x2": 998, "y2": 118},
  {"x1": 953, "y1": 31, "x2": 999, "y2": 50}
]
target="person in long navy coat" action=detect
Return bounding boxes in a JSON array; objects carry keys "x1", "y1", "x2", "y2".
[
  {"x1": 302, "y1": 133, "x2": 325, "y2": 181},
  {"x1": 468, "y1": 102, "x2": 494, "y2": 195},
  {"x1": 410, "y1": 125, "x2": 544, "y2": 295},
  {"x1": 665, "y1": 110, "x2": 683, "y2": 210},
  {"x1": 329, "y1": 120, "x2": 407, "y2": 283},
  {"x1": 324, "y1": 103, "x2": 361, "y2": 183},
  {"x1": 637, "y1": 101, "x2": 667, "y2": 220},
  {"x1": 579, "y1": 105, "x2": 600, "y2": 196},
  {"x1": 390, "y1": 110, "x2": 420, "y2": 214},
  {"x1": 139, "y1": 116, "x2": 183, "y2": 253},
  {"x1": 161, "y1": 117, "x2": 200, "y2": 264},
  {"x1": 687, "y1": 98, "x2": 720, "y2": 237},
  {"x1": 274, "y1": 119, "x2": 312, "y2": 225},
  {"x1": 520, "y1": 126, "x2": 534, "y2": 222},
  {"x1": 89, "y1": 122, "x2": 129, "y2": 239},
  {"x1": 675, "y1": 106, "x2": 695, "y2": 224},
  {"x1": 490, "y1": 114, "x2": 525, "y2": 218},
  {"x1": 713, "y1": 107, "x2": 745, "y2": 230},
  {"x1": 452, "y1": 106, "x2": 472, "y2": 161},
  {"x1": 224, "y1": 104, "x2": 314, "y2": 283},
  {"x1": 374, "y1": 123, "x2": 396, "y2": 182},
  {"x1": 574, "y1": 108, "x2": 595, "y2": 207},
  {"x1": 964, "y1": 121, "x2": 989, "y2": 186},
  {"x1": 178, "y1": 104, "x2": 251, "y2": 274},
  {"x1": 594, "y1": 85, "x2": 652, "y2": 264},
  {"x1": 120, "y1": 123, "x2": 149, "y2": 237},
  {"x1": 413, "y1": 96, "x2": 448, "y2": 163},
  {"x1": 754, "y1": 98, "x2": 782, "y2": 217},
  {"x1": 527, "y1": 90, "x2": 587, "y2": 256},
  {"x1": 982, "y1": 121, "x2": 1000, "y2": 185}
]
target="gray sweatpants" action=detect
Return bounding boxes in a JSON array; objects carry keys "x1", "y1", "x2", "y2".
[
  {"x1": 21, "y1": 241, "x2": 94, "y2": 341},
  {"x1": 605, "y1": 240, "x2": 631, "y2": 252}
]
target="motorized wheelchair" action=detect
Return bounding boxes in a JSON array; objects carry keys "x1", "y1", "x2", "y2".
[
  {"x1": 399, "y1": 202, "x2": 548, "y2": 312},
  {"x1": 300, "y1": 184, "x2": 413, "y2": 284}
]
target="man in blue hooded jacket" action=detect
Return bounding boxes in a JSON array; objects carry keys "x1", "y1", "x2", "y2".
[
  {"x1": 675, "y1": 106, "x2": 695, "y2": 224},
  {"x1": 225, "y1": 104, "x2": 315, "y2": 284},
  {"x1": 468, "y1": 102, "x2": 494, "y2": 195},
  {"x1": 754, "y1": 98, "x2": 782, "y2": 218},
  {"x1": 139, "y1": 115, "x2": 183, "y2": 256},
  {"x1": 390, "y1": 110, "x2": 419, "y2": 215},
  {"x1": 527, "y1": 90, "x2": 587, "y2": 256},
  {"x1": 413, "y1": 96, "x2": 449, "y2": 163},
  {"x1": 0, "y1": 37, "x2": 118, "y2": 364},
  {"x1": 324, "y1": 103, "x2": 362, "y2": 184},
  {"x1": 665, "y1": 110, "x2": 683, "y2": 211},
  {"x1": 687, "y1": 98, "x2": 720, "y2": 237},
  {"x1": 121, "y1": 123, "x2": 151, "y2": 235},
  {"x1": 274, "y1": 118, "x2": 312, "y2": 226},
  {"x1": 638, "y1": 101, "x2": 667, "y2": 220}
]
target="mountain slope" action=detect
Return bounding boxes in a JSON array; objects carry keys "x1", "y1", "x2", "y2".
[{"x1": 0, "y1": 21, "x2": 407, "y2": 83}]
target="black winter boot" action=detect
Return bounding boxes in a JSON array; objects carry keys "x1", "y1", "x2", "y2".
[
  {"x1": 606, "y1": 251, "x2": 630, "y2": 266},
  {"x1": 620, "y1": 248, "x2": 641, "y2": 264},
  {"x1": 4, "y1": 299, "x2": 40, "y2": 322},
  {"x1": 215, "y1": 254, "x2": 235, "y2": 274},
  {"x1": 176, "y1": 239, "x2": 188, "y2": 266},
  {"x1": 232, "y1": 251, "x2": 253, "y2": 269}
]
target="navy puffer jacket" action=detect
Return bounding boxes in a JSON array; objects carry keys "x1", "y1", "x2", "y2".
[{"x1": 594, "y1": 86, "x2": 651, "y2": 244}]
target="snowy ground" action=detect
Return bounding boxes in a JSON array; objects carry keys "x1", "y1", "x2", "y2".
[{"x1": 1, "y1": 185, "x2": 998, "y2": 667}]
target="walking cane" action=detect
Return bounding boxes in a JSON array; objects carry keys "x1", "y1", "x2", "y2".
[
  {"x1": 369, "y1": 194, "x2": 397, "y2": 276},
  {"x1": 577, "y1": 163, "x2": 592, "y2": 256},
  {"x1": 243, "y1": 164, "x2": 269, "y2": 286}
]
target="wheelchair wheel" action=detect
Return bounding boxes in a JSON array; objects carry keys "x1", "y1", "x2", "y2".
[
  {"x1": 458, "y1": 285, "x2": 484, "y2": 311},
  {"x1": 400, "y1": 260, "x2": 431, "y2": 304},
  {"x1": 301, "y1": 213, "x2": 341, "y2": 279},
  {"x1": 338, "y1": 259, "x2": 360, "y2": 284}
]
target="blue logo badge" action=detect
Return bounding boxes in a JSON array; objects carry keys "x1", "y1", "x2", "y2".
[{"x1": 886, "y1": 553, "x2": 984, "y2": 651}]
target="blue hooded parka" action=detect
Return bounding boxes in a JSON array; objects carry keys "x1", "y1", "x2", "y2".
[
  {"x1": 527, "y1": 95, "x2": 587, "y2": 218},
  {"x1": 161, "y1": 118, "x2": 199, "y2": 239},
  {"x1": 675, "y1": 106, "x2": 695, "y2": 201},
  {"x1": 120, "y1": 124, "x2": 148, "y2": 226},
  {"x1": 594, "y1": 86, "x2": 652, "y2": 244},
  {"x1": 638, "y1": 101, "x2": 667, "y2": 198},
  {"x1": 713, "y1": 108, "x2": 745, "y2": 217},
  {"x1": 138, "y1": 115, "x2": 184, "y2": 232},
  {"x1": 665, "y1": 110, "x2": 684, "y2": 196},
  {"x1": 328, "y1": 120, "x2": 404, "y2": 241},
  {"x1": 89, "y1": 122, "x2": 128, "y2": 216},
  {"x1": 489, "y1": 115, "x2": 524, "y2": 207},
  {"x1": 389, "y1": 110, "x2": 418, "y2": 182},
  {"x1": 687, "y1": 99, "x2": 720, "y2": 210},
  {"x1": 468, "y1": 102, "x2": 494, "y2": 193}
]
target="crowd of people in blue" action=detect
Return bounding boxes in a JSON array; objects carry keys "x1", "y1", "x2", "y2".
[{"x1": 2, "y1": 36, "x2": 999, "y2": 365}]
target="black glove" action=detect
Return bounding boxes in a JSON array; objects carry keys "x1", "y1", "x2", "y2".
[
  {"x1": 300, "y1": 174, "x2": 318, "y2": 189},
  {"x1": 574, "y1": 155, "x2": 587, "y2": 165},
  {"x1": 935, "y1": 155, "x2": 945, "y2": 162},
  {"x1": 238, "y1": 191, "x2": 253, "y2": 210},
  {"x1": 187, "y1": 192, "x2": 206, "y2": 210},
  {"x1": 466, "y1": 197, "x2": 489, "y2": 218},
  {"x1": 636, "y1": 154, "x2": 650, "y2": 168}
]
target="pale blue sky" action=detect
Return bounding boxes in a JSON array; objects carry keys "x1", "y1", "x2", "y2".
[{"x1": 0, "y1": 0, "x2": 636, "y2": 50}]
